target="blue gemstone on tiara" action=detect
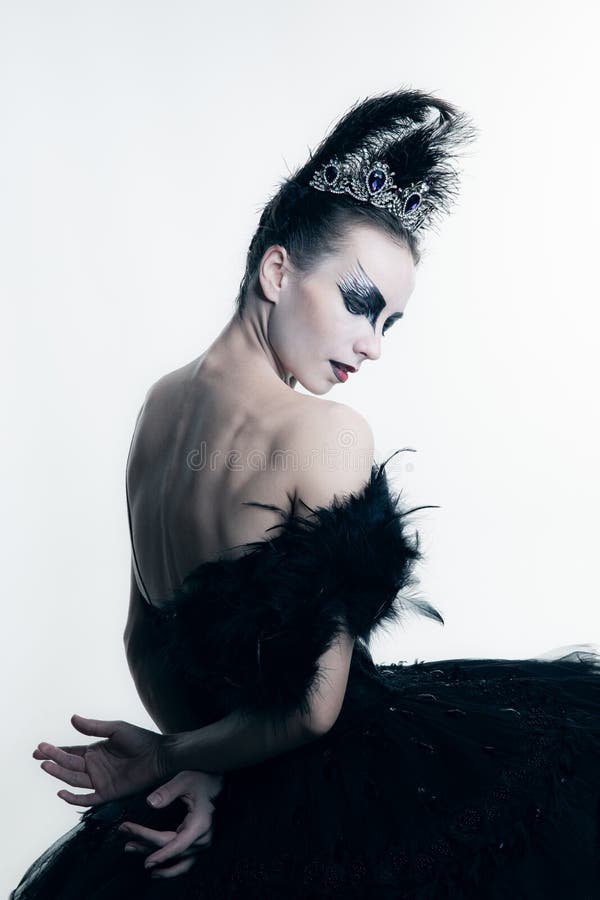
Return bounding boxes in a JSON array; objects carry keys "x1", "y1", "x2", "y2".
[
  {"x1": 368, "y1": 168, "x2": 386, "y2": 193},
  {"x1": 324, "y1": 165, "x2": 338, "y2": 184},
  {"x1": 404, "y1": 193, "x2": 421, "y2": 214},
  {"x1": 307, "y1": 151, "x2": 433, "y2": 233}
]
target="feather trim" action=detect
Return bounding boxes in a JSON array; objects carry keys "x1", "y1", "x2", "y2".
[{"x1": 158, "y1": 449, "x2": 444, "y2": 719}]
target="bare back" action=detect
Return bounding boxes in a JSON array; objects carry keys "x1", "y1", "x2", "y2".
[
  {"x1": 126, "y1": 353, "x2": 334, "y2": 609},
  {"x1": 123, "y1": 350, "x2": 373, "y2": 732}
]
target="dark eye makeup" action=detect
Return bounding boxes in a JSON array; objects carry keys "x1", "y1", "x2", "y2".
[{"x1": 336, "y1": 260, "x2": 403, "y2": 336}]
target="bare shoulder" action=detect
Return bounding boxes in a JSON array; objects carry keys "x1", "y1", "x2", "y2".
[
  {"x1": 144, "y1": 359, "x2": 197, "y2": 407},
  {"x1": 134, "y1": 358, "x2": 199, "y2": 434},
  {"x1": 128, "y1": 361, "x2": 197, "y2": 470},
  {"x1": 307, "y1": 398, "x2": 374, "y2": 456},
  {"x1": 287, "y1": 398, "x2": 375, "y2": 515}
]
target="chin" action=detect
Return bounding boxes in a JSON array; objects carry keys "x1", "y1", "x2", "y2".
[{"x1": 293, "y1": 372, "x2": 332, "y2": 396}]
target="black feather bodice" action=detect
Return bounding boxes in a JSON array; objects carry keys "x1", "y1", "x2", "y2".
[{"x1": 155, "y1": 450, "x2": 444, "y2": 720}]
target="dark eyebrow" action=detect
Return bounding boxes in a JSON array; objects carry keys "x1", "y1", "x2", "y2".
[{"x1": 384, "y1": 312, "x2": 404, "y2": 325}]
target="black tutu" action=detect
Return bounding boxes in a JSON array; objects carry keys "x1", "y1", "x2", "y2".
[{"x1": 12, "y1": 453, "x2": 600, "y2": 899}]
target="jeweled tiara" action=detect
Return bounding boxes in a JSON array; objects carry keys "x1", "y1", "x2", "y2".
[{"x1": 308, "y1": 144, "x2": 431, "y2": 232}]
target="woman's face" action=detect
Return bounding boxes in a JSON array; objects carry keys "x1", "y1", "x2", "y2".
[{"x1": 265, "y1": 224, "x2": 416, "y2": 395}]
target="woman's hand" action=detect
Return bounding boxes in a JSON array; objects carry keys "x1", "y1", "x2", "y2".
[
  {"x1": 32, "y1": 713, "x2": 168, "y2": 806},
  {"x1": 118, "y1": 770, "x2": 224, "y2": 878}
]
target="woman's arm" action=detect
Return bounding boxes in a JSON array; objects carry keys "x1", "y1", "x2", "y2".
[
  {"x1": 123, "y1": 565, "x2": 180, "y2": 734},
  {"x1": 124, "y1": 563, "x2": 204, "y2": 734},
  {"x1": 162, "y1": 706, "x2": 317, "y2": 779},
  {"x1": 160, "y1": 630, "x2": 355, "y2": 777},
  {"x1": 124, "y1": 564, "x2": 354, "y2": 775},
  {"x1": 34, "y1": 632, "x2": 354, "y2": 805}
]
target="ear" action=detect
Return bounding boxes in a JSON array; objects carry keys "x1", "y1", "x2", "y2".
[{"x1": 258, "y1": 244, "x2": 289, "y2": 304}]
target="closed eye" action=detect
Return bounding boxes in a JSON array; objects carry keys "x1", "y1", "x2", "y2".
[
  {"x1": 337, "y1": 283, "x2": 383, "y2": 327},
  {"x1": 336, "y1": 262, "x2": 404, "y2": 335}
]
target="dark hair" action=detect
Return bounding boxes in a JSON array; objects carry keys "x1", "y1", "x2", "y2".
[{"x1": 234, "y1": 88, "x2": 476, "y2": 316}]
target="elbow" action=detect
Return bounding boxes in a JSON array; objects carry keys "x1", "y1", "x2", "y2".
[
  {"x1": 304, "y1": 632, "x2": 354, "y2": 736},
  {"x1": 304, "y1": 696, "x2": 344, "y2": 737},
  {"x1": 309, "y1": 714, "x2": 338, "y2": 738},
  {"x1": 309, "y1": 709, "x2": 341, "y2": 738}
]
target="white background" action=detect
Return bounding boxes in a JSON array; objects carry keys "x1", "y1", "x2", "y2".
[{"x1": 2, "y1": 0, "x2": 599, "y2": 892}]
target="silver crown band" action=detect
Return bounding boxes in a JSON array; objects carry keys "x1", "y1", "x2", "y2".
[{"x1": 308, "y1": 146, "x2": 431, "y2": 232}]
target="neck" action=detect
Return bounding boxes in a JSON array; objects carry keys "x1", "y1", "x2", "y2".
[{"x1": 200, "y1": 291, "x2": 297, "y2": 391}]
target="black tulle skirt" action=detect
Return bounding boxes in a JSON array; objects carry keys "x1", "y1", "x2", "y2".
[{"x1": 11, "y1": 644, "x2": 600, "y2": 899}]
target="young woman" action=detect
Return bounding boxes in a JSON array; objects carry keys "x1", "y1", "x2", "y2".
[{"x1": 12, "y1": 88, "x2": 600, "y2": 898}]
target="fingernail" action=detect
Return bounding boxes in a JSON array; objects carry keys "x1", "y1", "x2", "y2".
[
  {"x1": 147, "y1": 793, "x2": 161, "y2": 806},
  {"x1": 124, "y1": 844, "x2": 135, "y2": 852}
]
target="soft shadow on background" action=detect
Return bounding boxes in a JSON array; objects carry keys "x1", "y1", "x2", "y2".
[{"x1": 2, "y1": 1, "x2": 599, "y2": 892}]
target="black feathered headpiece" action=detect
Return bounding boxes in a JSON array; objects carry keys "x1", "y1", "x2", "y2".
[{"x1": 294, "y1": 88, "x2": 478, "y2": 233}]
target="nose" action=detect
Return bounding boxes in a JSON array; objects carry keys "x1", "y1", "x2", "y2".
[{"x1": 354, "y1": 328, "x2": 382, "y2": 362}]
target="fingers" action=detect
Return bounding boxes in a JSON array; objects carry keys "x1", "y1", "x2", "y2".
[
  {"x1": 57, "y1": 788, "x2": 102, "y2": 807},
  {"x1": 123, "y1": 840, "x2": 148, "y2": 852},
  {"x1": 119, "y1": 817, "x2": 212, "y2": 866},
  {"x1": 53, "y1": 745, "x2": 89, "y2": 758},
  {"x1": 148, "y1": 856, "x2": 197, "y2": 878},
  {"x1": 119, "y1": 821, "x2": 211, "y2": 851},
  {"x1": 145, "y1": 770, "x2": 192, "y2": 809},
  {"x1": 33, "y1": 743, "x2": 87, "y2": 771},
  {"x1": 118, "y1": 822, "x2": 210, "y2": 879},
  {"x1": 144, "y1": 819, "x2": 212, "y2": 867},
  {"x1": 118, "y1": 823, "x2": 175, "y2": 848},
  {"x1": 123, "y1": 840, "x2": 203, "y2": 860},
  {"x1": 39, "y1": 760, "x2": 92, "y2": 789},
  {"x1": 70, "y1": 714, "x2": 120, "y2": 738}
]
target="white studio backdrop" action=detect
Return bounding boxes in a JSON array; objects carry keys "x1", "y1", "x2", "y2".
[{"x1": 2, "y1": 0, "x2": 599, "y2": 892}]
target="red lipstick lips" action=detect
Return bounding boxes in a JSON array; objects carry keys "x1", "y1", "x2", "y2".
[{"x1": 330, "y1": 360, "x2": 355, "y2": 383}]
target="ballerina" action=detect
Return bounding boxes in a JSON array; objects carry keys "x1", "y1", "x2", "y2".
[{"x1": 12, "y1": 87, "x2": 600, "y2": 899}]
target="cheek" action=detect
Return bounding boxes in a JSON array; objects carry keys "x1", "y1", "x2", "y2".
[
  {"x1": 271, "y1": 293, "x2": 325, "y2": 362},
  {"x1": 296, "y1": 289, "x2": 334, "y2": 339},
  {"x1": 285, "y1": 283, "x2": 352, "y2": 353}
]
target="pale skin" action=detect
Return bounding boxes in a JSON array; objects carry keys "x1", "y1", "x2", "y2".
[{"x1": 33, "y1": 223, "x2": 417, "y2": 878}]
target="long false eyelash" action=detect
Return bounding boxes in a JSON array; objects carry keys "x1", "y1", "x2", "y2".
[
  {"x1": 339, "y1": 289, "x2": 399, "y2": 338},
  {"x1": 337, "y1": 264, "x2": 386, "y2": 328},
  {"x1": 338, "y1": 285, "x2": 381, "y2": 330}
]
